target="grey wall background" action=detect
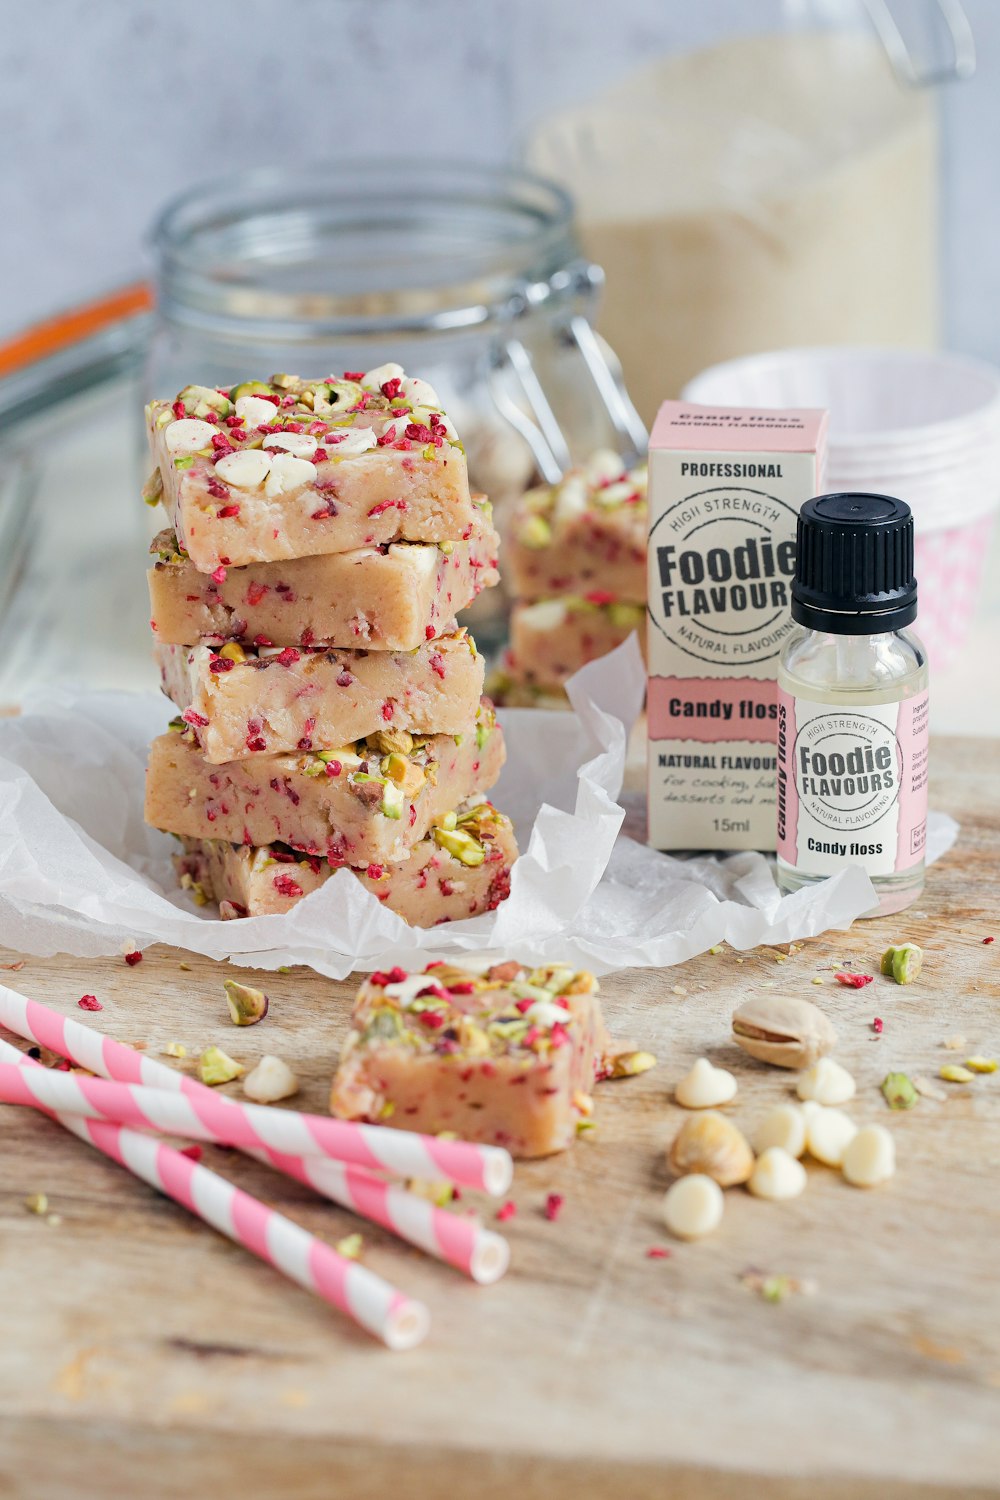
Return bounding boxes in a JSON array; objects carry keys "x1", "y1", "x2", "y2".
[{"x1": 2, "y1": 0, "x2": 998, "y2": 361}]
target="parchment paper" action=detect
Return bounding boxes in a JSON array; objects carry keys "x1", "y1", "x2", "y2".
[{"x1": 0, "y1": 640, "x2": 956, "y2": 977}]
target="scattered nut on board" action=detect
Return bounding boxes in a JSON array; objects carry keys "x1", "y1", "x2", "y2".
[
  {"x1": 662, "y1": 1174, "x2": 724, "y2": 1239},
  {"x1": 796, "y1": 1056, "x2": 856, "y2": 1106},
  {"x1": 197, "y1": 1045, "x2": 244, "y2": 1086},
  {"x1": 675, "y1": 1058, "x2": 737, "y2": 1109},
  {"x1": 748, "y1": 1147, "x2": 807, "y2": 1201},
  {"x1": 667, "y1": 1112, "x2": 754, "y2": 1187},
  {"x1": 805, "y1": 1106, "x2": 858, "y2": 1167},
  {"x1": 881, "y1": 943, "x2": 923, "y2": 984},
  {"x1": 842, "y1": 1125, "x2": 895, "y2": 1187},
  {"x1": 243, "y1": 1055, "x2": 299, "y2": 1104},
  {"x1": 731, "y1": 995, "x2": 837, "y2": 1069},
  {"x1": 753, "y1": 1104, "x2": 807, "y2": 1158},
  {"x1": 224, "y1": 979, "x2": 270, "y2": 1026}
]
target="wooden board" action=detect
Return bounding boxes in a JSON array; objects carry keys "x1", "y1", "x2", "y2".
[{"x1": 0, "y1": 734, "x2": 998, "y2": 1500}]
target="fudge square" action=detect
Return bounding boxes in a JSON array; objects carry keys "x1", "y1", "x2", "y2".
[
  {"x1": 145, "y1": 368, "x2": 476, "y2": 571},
  {"x1": 505, "y1": 596, "x2": 647, "y2": 690},
  {"x1": 147, "y1": 504, "x2": 499, "y2": 651},
  {"x1": 174, "y1": 799, "x2": 518, "y2": 927},
  {"x1": 146, "y1": 701, "x2": 505, "y2": 868},
  {"x1": 330, "y1": 960, "x2": 609, "y2": 1157},
  {"x1": 504, "y1": 452, "x2": 647, "y2": 604},
  {"x1": 155, "y1": 628, "x2": 485, "y2": 764}
]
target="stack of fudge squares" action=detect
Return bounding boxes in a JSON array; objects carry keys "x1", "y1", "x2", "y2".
[
  {"x1": 142, "y1": 365, "x2": 518, "y2": 927},
  {"x1": 492, "y1": 450, "x2": 648, "y2": 707}
]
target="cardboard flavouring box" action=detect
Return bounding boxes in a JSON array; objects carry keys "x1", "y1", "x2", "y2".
[{"x1": 647, "y1": 402, "x2": 828, "y2": 851}]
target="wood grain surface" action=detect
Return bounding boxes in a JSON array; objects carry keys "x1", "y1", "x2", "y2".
[{"x1": 0, "y1": 735, "x2": 997, "y2": 1500}]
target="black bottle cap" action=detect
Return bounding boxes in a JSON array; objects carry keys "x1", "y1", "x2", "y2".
[{"x1": 791, "y1": 493, "x2": 917, "y2": 635}]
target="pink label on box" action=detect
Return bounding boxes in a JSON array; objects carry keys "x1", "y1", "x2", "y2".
[
  {"x1": 650, "y1": 401, "x2": 828, "y2": 454},
  {"x1": 648, "y1": 676, "x2": 777, "y2": 743}
]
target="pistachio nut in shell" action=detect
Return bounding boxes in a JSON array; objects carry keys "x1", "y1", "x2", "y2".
[
  {"x1": 667, "y1": 1111, "x2": 754, "y2": 1187},
  {"x1": 731, "y1": 994, "x2": 837, "y2": 1069}
]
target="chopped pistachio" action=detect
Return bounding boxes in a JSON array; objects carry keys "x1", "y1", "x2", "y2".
[
  {"x1": 218, "y1": 642, "x2": 246, "y2": 664},
  {"x1": 576, "y1": 1119, "x2": 597, "y2": 1136},
  {"x1": 943, "y1": 1034, "x2": 968, "y2": 1051},
  {"x1": 335, "y1": 1233, "x2": 364, "y2": 1260},
  {"x1": 605, "y1": 1049, "x2": 657, "y2": 1079},
  {"x1": 940, "y1": 1064, "x2": 975, "y2": 1084},
  {"x1": 965, "y1": 1056, "x2": 998, "y2": 1074},
  {"x1": 433, "y1": 826, "x2": 485, "y2": 867},
  {"x1": 881, "y1": 942, "x2": 923, "y2": 984},
  {"x1": 141, "y1": 468, "x2": 164, "y2": 505},
  {"x1": 406, "y1": 1179, "x2": 456, "y2": 1208},
  {"x1": 224, "y1": 979, "x2": 269, "y2": 1027},
  {"x1": 197, "y1": 1045, "x2": 244, "y2": 1086},
  {"x1": 516, "y1": 514, "x2": 552, "y2": 549},
  {"x1": 162, "y1": 1041, "x2": 187, "y2": 1059},
  {"x1": 882, "y1": 1071, "x2": 918, "y2": 1110},
  {"x1": 24, "y1": 1193, "x2": 49, "y2": 1215}
]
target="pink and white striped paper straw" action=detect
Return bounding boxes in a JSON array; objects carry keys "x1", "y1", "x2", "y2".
[
  {"x1": 0, "y1": 985, "x2": 512, "y2": 1196},
  {"x1": 0, "y1": 1037, "x2": 428, "y2": 1350},
  {"x1": 272, "y1": 1152, "x2": 509, "y2": 1285}
]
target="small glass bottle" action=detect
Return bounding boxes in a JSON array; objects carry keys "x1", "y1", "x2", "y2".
[{"x1": 776, "y1": 493, "x2": 929, "y2": 917}]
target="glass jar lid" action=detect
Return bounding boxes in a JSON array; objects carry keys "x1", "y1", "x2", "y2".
[{"x1": 151, "y1": 161, "x2": 577, "y2": 341}]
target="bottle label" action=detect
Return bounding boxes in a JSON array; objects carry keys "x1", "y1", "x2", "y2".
[{"x1": 777, "y1": 690, "x2": 929, "y2": 877}]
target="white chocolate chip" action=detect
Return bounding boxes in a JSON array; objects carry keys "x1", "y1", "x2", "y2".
[
  {"x1": 675, "y1": 1057, "x2": 738, "y2": 1109},
  {"x1": 753, "y1": 1103, "x2": 807, "y2": 1158},
  {"x1": 164, "y1": 418, "x2": 216, "y2": 456},
  {"x1": 400, "y1": 375, "x2": 440, "y2": 408},
  {"x1": 748, "y1": 1146, "x2": 807, "y2": 1201},
  {"x1": 215, "y1": 450, "x2": 273, "y2": 490},
  {"x1": 842, "y1": 1124, "x2": 895, "y2": 1187},
  {"x1": 390, "y1": 544, "x2": 438, "y2": 578},
  {"x1": 361, "y1": 362, "x2": 405, "y2": 391},
  {"x1": 662, "y1": 1173, "x2": 724, "y2": 1240},
  {"x1": 243, "y1": 1054, "x2": 299, "y2": 1104},
  {"x1": 235, "y1": 395, "x2": 280, "y2": 429},
  {"x1": 592, "y1": 479, "x2": 635, "y2": 508},
  {"x1": 583, "y1": 448, "x2": 627, "y2": 486},
  {"x1": 263, "y1": 432, "x2": 319, "y2": 459},
  {"x1": 796, "y1": 1056, "x2": 856, "y2": 1106},
  {"x1": 328, "y1": 427, "x2": 379, "y2": 457},
  {"x1": 804, "y1": 1106, "x2": 858, "y2": 1167},
  {"x1": 264, "y1": 453, "x2": 317, "y2": 497},
  {"x1": 383, "y1": 973, "x2": 438, "y2": 1007},
  {"x1": 553, "y1": 476, "x2": 589, "y2": 524},
  {"x1": 525, "y1": 1000, "x2": 571, "y2": 1026},
  {"x1": 521, "y1": 600, "x2": 568, "y2": 632}
]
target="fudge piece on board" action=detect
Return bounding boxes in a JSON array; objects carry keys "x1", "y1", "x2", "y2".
[{"x1": 330, "y1": 960, "x2": 608, "y2": 1157}]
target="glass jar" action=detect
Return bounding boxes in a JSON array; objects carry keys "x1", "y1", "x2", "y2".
[
  {"x1": 146, "y1": 162, "x2": 633, "y2": 648},
  {"x1": 525, "y1": 0, "x2": 974, "y2": 426}
]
